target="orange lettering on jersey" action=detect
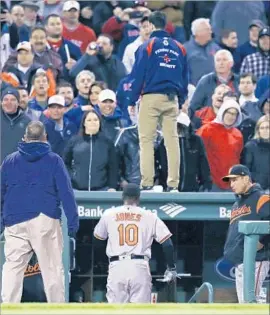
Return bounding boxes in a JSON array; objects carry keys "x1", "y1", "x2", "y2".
[
  {"x1": 115, "y1": 213, "x2": 142, "y2": 222},
  {"x1": 230, "y1": 205, "x2": 251, "y2": 224}
]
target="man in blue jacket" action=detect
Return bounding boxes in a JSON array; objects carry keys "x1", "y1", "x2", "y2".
[
  {"x1": 1, "y1": 121, "x2": 79, "y2": 303},
  {"x1": 128, "y1": 11, "x2": 189, "y2": 191}
]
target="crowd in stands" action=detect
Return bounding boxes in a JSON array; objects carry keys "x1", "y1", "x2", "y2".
[{"x1": 0, "y1": 0, "x2": 269, "y2": 193}]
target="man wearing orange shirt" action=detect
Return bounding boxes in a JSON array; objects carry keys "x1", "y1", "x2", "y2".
[{"x1": 62, "y1": 0, "x2": 96, "y2": 53}]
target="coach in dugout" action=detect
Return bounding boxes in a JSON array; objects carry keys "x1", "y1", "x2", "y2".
[
  {"x1": 128, "y1": 11, "x2": 189, "y2": 192},
  {"x1": 0, "y1": 121, "x2": 79, "y2": 303},
  {"x1": 222, "y1": 164, "x2": 270, "y2": 303}
]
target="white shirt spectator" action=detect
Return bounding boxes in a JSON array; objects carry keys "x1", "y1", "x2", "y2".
[{"x1": 122, "y1": 37, "x2": 143, "y2": 74}]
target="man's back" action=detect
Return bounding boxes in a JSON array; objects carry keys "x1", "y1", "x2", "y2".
[
  {"x1": 94, "y1": 205, "x2": 172, "y2": 258},
  {"x1": 1, "y1": 142, "x2": 62, "y2": 227},
  {"x1": 129, "y1": 30, "x2": 188, "y2": 106}
]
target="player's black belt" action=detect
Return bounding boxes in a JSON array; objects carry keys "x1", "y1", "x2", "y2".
[{"x1": 109, "y1": 255, "x2": 145, "y2": 262}]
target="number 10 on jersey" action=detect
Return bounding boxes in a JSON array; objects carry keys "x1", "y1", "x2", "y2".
[{"x1": 118, "y1": 224, "x2": 139, "y2": 246}]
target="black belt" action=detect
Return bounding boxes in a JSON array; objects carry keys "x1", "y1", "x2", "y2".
[{"x1": 109, "y1": 255, "x2": 145, "y2": 262}]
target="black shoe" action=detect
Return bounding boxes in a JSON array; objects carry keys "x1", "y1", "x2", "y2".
[{"x1": 165, "y1": 186, "x2": 179, "y2": 192}]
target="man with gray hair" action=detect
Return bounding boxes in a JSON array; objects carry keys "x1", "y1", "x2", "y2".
[
  {"x1": 73, "y1": 70, "x2": 95, "y2": 106},
  {"x1": 1, "y1": 121, "x2": 79, "y2": 303},
  {"x1": 184, "y1": 18, "x2": 220, "y2": 85},
  {"x1": 189, "y1": 49, "x2": 240, "y2": 118}
]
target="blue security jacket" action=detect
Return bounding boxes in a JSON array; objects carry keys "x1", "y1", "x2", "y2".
[
  {"x1": 0, "y1": 142, "x2": 79, "y2": 234},
  {"x1": 128, "y1": 30, "x2": 189, "y2": 108}
]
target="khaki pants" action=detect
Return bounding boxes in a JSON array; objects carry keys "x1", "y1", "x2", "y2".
[
  {"x1": 138, "y1": 94, "x2": 180, "y2": 188},
  {"x1": 1, "y1": 214, "x2": 65, "y2": 303}
]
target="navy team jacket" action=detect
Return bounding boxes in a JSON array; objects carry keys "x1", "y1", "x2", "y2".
[
  {"x1": 223, "y1": 184, "x2": 270, "y2": 265},
  {"x1": 128, "y1": 30, "x2": 189, "y2": 108}
]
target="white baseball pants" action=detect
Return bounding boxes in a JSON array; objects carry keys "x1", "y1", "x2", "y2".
[
  {"x1": 106, "y1": 259, "x2": 152, "y2": 303},
  {"x1": 1, "y1": 213, "x2": 65, "y2": 303},
  {"x1": 235, "y1": 261, "x2": 270, "y2": 303}
]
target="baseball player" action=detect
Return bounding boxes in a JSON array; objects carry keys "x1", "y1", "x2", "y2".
[
  {"x1": 222, "y1": 164, "x2": 270, "y2": 303},
  {"x1": 93, "y1": 183, "x2": 178, "y2": 303}
]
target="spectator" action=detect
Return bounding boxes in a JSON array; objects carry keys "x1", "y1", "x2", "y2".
[
  {"x1": 197, "y1": 100, "x2": 243, "y2": 192},
  {"x1": 122, "y1": 16, "x2": 151, "y2": 74},
  {"x1": 183, "y1": 0, "x2": 216, "y2": 40},
  {"x1": 242, "y1": 90, "x2": 270, "y2": 123},
  {"x1": 1, "y1": 121, "x2": 79, "y2": 303},
  {"x1": 255, "y1": 74, "x2": 270, "y2": 98},
  {"x1": 114, "y1": 124, "x2": 140, "y2": 187},
  {"x1": 17, "y1": 85, "x2": 39, "y2": 120},
  {"x1": 0, "y1": 5, "x2": 29, "y2": 66},
  {"x1": 116, "y1": 4, "x2": 152, "y2": 59},
  {"x1": 73, "y1": 70, "x2": 95, "y2": 106},
  {"x1": 92, "y1": 1, "x2": 131, "y2": 35},
  {"x1": 63, "y1": 110, "x2": 118, "y2": 191},
  {"x1": 62, "y1": 0, "x2": 96, "y2": 53},
  {"x1": 241, "y1": 115, "x2": 270, "y2": 191},
  {"x1": 194, "y1": 84, "x2": 231, "y2": 129},
  {"x1": 156, "y1": 112, "x2": 212, "y2": 192},
  {"x1": 128, "y1": 11, "x2": 189, "y2": 191},
  {"x1": 44, "y1": 14, "x2": 82, "y2": 79},
  {"x1": 20, "y1": 1, "x2": 40, "y2": 28},
  {"x1": 238, "y1": 20, "x2": 265, "y2": 64},
  {"x1": 184, "y1": 18, "x2": 220, "y2": 86},
  {"x1": 17, "y1": 85, "x2": 65, "y2": 156},
  {"x1": 79, "y1": 1, "x2": 94, "y2": 30},
  {"x1": 46, "y1": 95, "x2": 78, "y2": 145},
  {"x1": 4, "y1": 26, "x2": 63, "y2": 81},
  {"x1": 38, "y1": 0, "x2": 64, "y2": 19},
  {"x1": 238, "y1": 73, "x2": 258, "y2": 106},
  {"x1": 56, "y1": 81, "x2": 76, "y2": 111},
  {"x1": 94, "y1": 89, "x2": 122, "y2": 143},
  {"x1": 1, "y1": 41, "x2": 40, "y2": 91},
  {"x1": 0, "y1": 87, "x2": 31, "y2": 163},
  {"x1": 101, "y1": 4, "x2": 151, "y2": 56},
  {"x1": 211, "y1": 0, "x2": 266, "y2": 46},
  {"x1": 219, "y1": 29, "x2": 241, "y2": 73},
  {"x1": 189, "y1": 50, "x2": 239, "y2": 118},
  {"x1": 69, "y1": 34, "x2": 127, "y2": 91},
  {"x1": 65, "y1": 80, "x2": 107, "y2": 130},
  {"x1": 89, "y1": 81, "x2": 108, "y2": 106},
  {"x1": 28, "y1": 71, "x2": 51, "y2": 111},
  {"x1": 240, "y1": 27, "x2": 270, "y2": 80}
]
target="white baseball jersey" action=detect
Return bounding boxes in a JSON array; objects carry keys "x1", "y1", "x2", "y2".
[{"x1": 94, "y1": 205, "x2": 172, "y2": 258}]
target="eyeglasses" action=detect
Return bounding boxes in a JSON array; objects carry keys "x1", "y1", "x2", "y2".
[{"x1": 226, "y1": 110, "x2": 238, "y2": 117}]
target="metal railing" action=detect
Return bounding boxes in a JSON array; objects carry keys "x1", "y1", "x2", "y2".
[{"x1": 188, "y1": 282, "x2": 214, "y2": 303}]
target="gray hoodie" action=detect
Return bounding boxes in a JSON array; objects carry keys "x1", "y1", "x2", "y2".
[{"x1": 214, "y1": 99, "x2": 242, "y2": 127}]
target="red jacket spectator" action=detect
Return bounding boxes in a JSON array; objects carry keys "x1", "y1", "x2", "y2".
[
  {"x1": 197, "y1": 100, "x2": 243, "y2": 190},
  {"x1": 102, "y1": 16, "x2": 175, "y2": 43},
  {"x1": 194, "y1": 84, "x2": 231, "y2": 128}
]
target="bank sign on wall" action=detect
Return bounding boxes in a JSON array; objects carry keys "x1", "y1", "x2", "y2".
[{"x1": 77, "y1": 203, "x2": 232, "y2": 220}]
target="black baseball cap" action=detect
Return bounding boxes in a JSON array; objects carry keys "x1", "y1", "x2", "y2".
[
  {"x1": 222, "y1": 164, "x2": 251, "y2": 182},
  {"x1": 122, "y1": 183, "x2": 141, "y2": 199}
]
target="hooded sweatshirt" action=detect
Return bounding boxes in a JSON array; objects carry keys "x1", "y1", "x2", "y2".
[
  {"x1": 224, "y1": 184, "x2": 270, "y2": 265},
  {"x1": 197, "y1": 100, "x2": 243, "y2": 189},
  {"x1": 1, "y1": 142, "x2": 79, "y2": 234}
]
